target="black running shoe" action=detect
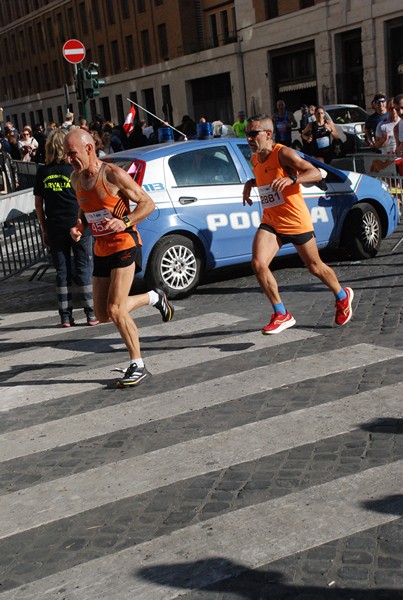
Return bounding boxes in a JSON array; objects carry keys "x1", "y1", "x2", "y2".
[
  {"x1": 154, "y1": 288, "x2": 174, "y2": 322},
  {"x1": 116, "y1": 363, "x2": 149, "y2": 388}
]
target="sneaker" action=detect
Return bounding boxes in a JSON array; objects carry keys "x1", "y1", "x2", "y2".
[
  {"x1": 116, "y1": 363, "x2": 149, "y2": 388},
  {"x1": 335, "y1": 287, "x2": 354, "y2": 326},
  {"x1": 154, "y1": 288, "x2": 174, "y2": 322},
  {"x1": 262, "y1": 311, "x2": 296, "y2": 335},
  {"x1": 86, "y1": 312, "x2": 99, "y2": 326}
]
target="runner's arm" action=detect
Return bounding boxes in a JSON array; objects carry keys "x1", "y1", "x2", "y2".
[{"x1": 273, "y1": 146, "x2": 322, "y2": 192}]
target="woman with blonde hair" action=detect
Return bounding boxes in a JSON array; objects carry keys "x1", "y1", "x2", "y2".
[{"x1": 34, "y1": 129, "x2": 98, "y2": 327}]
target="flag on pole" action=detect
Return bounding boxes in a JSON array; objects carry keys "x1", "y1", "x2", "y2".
[{"x1": 123, "y1": 105, "x2": 136, "y2": 136}]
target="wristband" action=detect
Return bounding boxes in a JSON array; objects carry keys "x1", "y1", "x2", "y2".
[
  {"x1": 289, "y1": 174, "x2": 298, "y2": 185},
  {"x1": 122, "y1": 215, "x2": 131, "y2": 228}
]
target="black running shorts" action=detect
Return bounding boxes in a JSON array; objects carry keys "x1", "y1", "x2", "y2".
[
  {"x1": 258, "y1": 223, "x2": 315, "y2": 246},
  {"x1": 93, "y1": 246, "x2": 143, "y2": 277}
]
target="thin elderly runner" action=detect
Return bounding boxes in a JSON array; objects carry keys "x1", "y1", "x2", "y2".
[{"x1": 65, "y1": 128, "x2": 174, "y2": 387}]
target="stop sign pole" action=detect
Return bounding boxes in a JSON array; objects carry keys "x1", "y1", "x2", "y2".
[{"x1": 62, "y1": 39, "x2": 87, "y2": 120}]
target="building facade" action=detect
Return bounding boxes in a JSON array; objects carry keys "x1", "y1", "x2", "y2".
[{"x1": 0, "y1": 0, "x2": 402, "y2": 130}]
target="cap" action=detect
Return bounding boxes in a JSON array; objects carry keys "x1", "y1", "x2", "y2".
[{"x1": 65, "y1": 111, "x2": 74, "y2": 120}]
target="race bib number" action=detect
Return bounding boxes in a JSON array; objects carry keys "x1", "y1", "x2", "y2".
[
  {"x1": 316, "y1": 136, "x2": 330, "y2": 149},
  {"x1": 257, "y1": 184, "x2": 285, "y2": 208},
  {"x1": 85, "y1": 209, "x2": 113, "y2": 237}
]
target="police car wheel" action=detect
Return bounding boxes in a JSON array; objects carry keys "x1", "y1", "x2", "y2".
[
  {"x1": 146, "y1": 235, "x2": 203, "y2": 299},
  {"x1": 342, "y1": 202, "x2": 382, "y2": 259}
]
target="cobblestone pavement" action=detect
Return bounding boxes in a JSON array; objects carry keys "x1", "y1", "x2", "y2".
[{"x1": 0, "y1": 225, "x2": 402, "y2": 600}]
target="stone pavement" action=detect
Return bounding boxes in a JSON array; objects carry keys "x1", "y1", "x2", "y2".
[{"x1": 0, "y1": 225, "x2": 402, "y2": 599}]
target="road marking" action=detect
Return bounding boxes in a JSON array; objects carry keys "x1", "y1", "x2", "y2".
[
  {"x1": 0, "y1": 312, "x2": 246, "y2": 377},
  {"x1": 0, "y1": 305, "x2": 186, "y2": 342},
  {"x1": 2, "y1": 460, "x2": 402, "y2": 599},
  {"x1": 0, "y1": 327, "x2": 316, "y2": 411},
  {"x1": 1, "y1": 380, "x2": 401, "y2": 538}
]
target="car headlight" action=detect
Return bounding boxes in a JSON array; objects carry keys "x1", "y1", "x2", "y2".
[{"x1": 343, "y1": 125, "x2": 356, "y2": 134}]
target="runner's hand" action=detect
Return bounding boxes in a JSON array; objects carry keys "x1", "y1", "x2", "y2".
[{"x1": 271, "y1": 177, "x2": 293, "y2": 192}]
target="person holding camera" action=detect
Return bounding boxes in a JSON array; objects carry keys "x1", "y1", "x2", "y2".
[{"x1": 18, "y1": 126, "x2": 39, "y2": 162}]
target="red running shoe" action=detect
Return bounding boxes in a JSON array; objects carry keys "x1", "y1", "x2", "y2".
[
  {"x1": 262, "y1": 311, "x2": 296, "y2": 335},
  {"x1": 335, "y1": 287, "x2": 354, "y2": 326}
]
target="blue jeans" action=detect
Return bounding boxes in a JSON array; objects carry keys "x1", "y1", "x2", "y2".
[{"x1": 49, "y1": 229, "x2": 94, "y2": 321}]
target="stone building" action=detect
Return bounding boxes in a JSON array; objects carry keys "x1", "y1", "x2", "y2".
[{"x1": 0, "y1": 0, "x2": 402, "y2": 129}]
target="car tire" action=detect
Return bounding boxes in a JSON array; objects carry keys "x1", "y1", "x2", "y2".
[
  {"x1": 146, "y1": 235, "x2": 203, "y2": 299},
  {"x1": 342, "y1": 202, "x2": 382, "y2": 259}
]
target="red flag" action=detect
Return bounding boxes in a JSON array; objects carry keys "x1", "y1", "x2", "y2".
[{"x1": 123, "y1": 105, "x2": 136, "y2": 135}]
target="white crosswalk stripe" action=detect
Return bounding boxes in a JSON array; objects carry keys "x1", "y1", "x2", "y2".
[{"x1": 0, "y1": 307, "x2": 402, "y2": 598}]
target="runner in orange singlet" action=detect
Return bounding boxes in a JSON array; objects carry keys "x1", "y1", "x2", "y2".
[
  {"x1": 242, "y1": 115, "x2": 354, "y2": 334},
  {"x1": 65, "y1": 128, "x2": 174, "y2": 387}
]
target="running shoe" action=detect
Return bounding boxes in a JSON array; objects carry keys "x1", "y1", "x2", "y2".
[
  {"x1": 154, "y1": 288, "x2": 174, "y2": 322},
  {"x1": 262, "y1": 311, "x2": 296, "y2": 335},
  {"x1": 116, "y1": 363, "x2": 149, "y2": 388},
  {"x1": 335, "y1": 287, "x2": 354, "y2": 326}
]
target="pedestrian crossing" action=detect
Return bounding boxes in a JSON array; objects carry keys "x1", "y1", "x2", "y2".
[{"x1": 0, "y1": 304, "x2": 402, "y2": 598}]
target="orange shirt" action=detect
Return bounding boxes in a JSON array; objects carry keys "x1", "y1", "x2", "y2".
[
  {"x1": 76, "y1": 163, "x2": 142, "y2": 256},
  {"x1": 252, "y1": 144, "x2": 313, "y2": 234}
]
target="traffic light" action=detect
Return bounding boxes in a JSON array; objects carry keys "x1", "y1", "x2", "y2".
[{"x1": 83, "y1": 62, "x2": 105, "y2": 99}]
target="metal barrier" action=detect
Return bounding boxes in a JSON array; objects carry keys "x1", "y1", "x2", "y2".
[
  {"x1": 0, "y1": 211, "x2": 48, "y2": 280},
  {"x1": 15, "y1": 160, "x2": 39, "y2": 190}
]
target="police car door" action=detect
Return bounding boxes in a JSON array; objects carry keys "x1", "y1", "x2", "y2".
[{"x1": 165, "y1": 144, "x2": 261, "y2": 264}]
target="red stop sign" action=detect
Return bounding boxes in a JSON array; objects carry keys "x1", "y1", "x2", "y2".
[{"x1": 63, "y1": 39, "x2": 86, "y2": 64}]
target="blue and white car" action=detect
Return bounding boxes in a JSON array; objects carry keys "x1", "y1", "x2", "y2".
[{"x1": 104, "y1": 138, "x2": 399, "y2": 298}]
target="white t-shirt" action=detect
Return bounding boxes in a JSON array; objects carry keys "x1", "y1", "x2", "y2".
[{"x1": 375, "y1": 116, "x2": 400, "y2": 154}]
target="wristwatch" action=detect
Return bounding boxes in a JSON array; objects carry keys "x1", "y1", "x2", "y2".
[
  {"x1": 289, "y1": 174, "x2": 298, "y2": 185},
  {"x1": 122, "y1": 215, "x2": 131, "y2": 228}
]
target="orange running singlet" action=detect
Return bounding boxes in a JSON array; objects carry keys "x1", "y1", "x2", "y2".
[
  {"x1": 76, "y1": 163, "x2": 142, "y2": 257},
  {"x1": 252, "y1": 144, "x2": 313, "y2": 235}
]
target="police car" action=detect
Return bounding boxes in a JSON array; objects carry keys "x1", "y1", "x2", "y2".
[{"x1": 104, "y1": 138, "x2": 399, "y2": 298}]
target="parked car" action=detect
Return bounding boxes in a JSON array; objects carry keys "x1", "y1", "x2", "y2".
[
  {"x1": 104, "y1": 137, "x2": 398, "y2": 298},
  {"x1": 292, "y1": 104, "x2": 370, "y2": 157}
]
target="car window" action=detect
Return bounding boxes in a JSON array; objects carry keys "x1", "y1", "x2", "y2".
[
  {"x1": 238, "y1": 143, "x2": 253, "y2": 164},
  {"x1": 327, "y1": 107, "x2": 368, "y2": 124},
  {"x1": 169, "y1": 146, "x2": 240, "y2": 186}
]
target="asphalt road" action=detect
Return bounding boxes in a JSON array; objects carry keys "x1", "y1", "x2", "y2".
[{"x1": 0, "y1": 225, "x2": 402, "y2": 600}]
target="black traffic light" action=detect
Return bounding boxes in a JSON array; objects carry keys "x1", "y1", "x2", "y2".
[{"x1": 83, "y1": 62, "x2": 105, "y2": 99}]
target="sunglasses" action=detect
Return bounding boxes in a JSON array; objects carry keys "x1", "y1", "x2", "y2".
[
  {"x1": 376, "y1": 99, "x2": 386, "y2": 104},
  {"x1": 246, "y1": 130, "x2": 267, "y2": 138}
]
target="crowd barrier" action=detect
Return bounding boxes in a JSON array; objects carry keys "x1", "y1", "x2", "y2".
[{"x1": 0, "y1": 185, "x2": 48, "y2": 281}]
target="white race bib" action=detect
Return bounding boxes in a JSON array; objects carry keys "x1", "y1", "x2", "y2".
[
  {"x1": 85, "y1": 209, "x2": 113, "y2": 237},
  {"x1": 257, "y1": 184, "x2": 285, "y2": 208},
  {"x1": 316, "y1": 136, "x2": 330, "y2": 149}
]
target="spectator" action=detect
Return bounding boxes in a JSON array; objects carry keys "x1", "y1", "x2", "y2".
[
  {"x1": 299, "y1": 105, "x2": 309, "y2": 132},
  {"x1": 18, "y1": 126, "x2": 39, "y2": 161},
  {"x1": 0, "y1": 138, "x2": 19, "y2": 194},
  {"x1": 102, "y1": 124, "x2": 125, "y2": 152},
  {"x1": 0, "y1": 129, "x2": 11, "y2": 153},
  {"x1": 232, "y1": 111, "x2": 247, "y2": 137},
  {"x1": 34, "y1": 128, "x2": 98, "y2": 327},
  {"x1": 364, "y1": 93, "x2": 387, "y2": 148},
  {"x1": 78, "y1": 116, "x2": 88, "y2": 130},
  {"x1": 176, "y1": 115, "x2": 197, "y2": 140},
  {"x1": 61, "y1": 111, "x2": 74, "y2": 130},
  {"x1": 44, "y1": 122, "x2": 57, "y2": 138},
  {"x1": 127, "y1": 123, "x2": 148, "y2": 149},
  {"x1": 5, "y1": 132, "x2": 21, "y2": 160},
  {"x1": 272, "y1": 99, "x2": 297, "y2": 147},
  {"x1": 89, "y1": 129, "x2": 106, "y2": 157},
  {"x1": 374, "y1": 98, "x2": 400, "y2": 155},
  {"x1": 32, "y1": 123, "x2": 46, "y2": 163},
  {"x1": 101, "y1": 130, "x2": 115, "y2": 154}
]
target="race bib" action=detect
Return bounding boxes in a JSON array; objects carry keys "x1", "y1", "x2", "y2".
[
  {"x1": 316, "y1": 136, "x2": 330, "y2": 149},
  {"x1": 85, "y1": 209, "x2": 113, "y2": 237},
  {"x1": 257, "y1": 184, "x2": 285, "y2": 208}
]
